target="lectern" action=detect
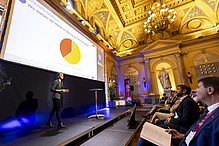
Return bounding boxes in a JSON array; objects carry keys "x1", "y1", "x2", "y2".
[{"x1": 88, "y1": 88, "x2": 105, "y2": 119}]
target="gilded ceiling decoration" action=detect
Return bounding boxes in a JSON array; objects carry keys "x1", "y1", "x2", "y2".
[
  {"x1": 67, "y1": 0, "x2": 219, "y2": 57},
  {"x1": 185, "y1": 7, "x2": 207, "y2": 22},
  {"x1": 93, "y1": 11, "x2": 109, "y2": 29},
  {"x1": 107, "y1": 15, "x2": 119, "y2": 34},
  {"x1": 202, "y1": 0, "x2": 217, "y2": 10}
]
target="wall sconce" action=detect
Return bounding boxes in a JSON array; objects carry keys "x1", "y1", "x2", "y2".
[
  {"x1": 187, "y1": 72, "x2": 193, "y2": 84},
  {"x1": 143, "y1": 77, "x2": 146, "y2": 88}
]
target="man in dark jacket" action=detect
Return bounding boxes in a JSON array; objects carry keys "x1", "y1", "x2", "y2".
[{"x1": 156, "y1": 85, "x2": 199, "y2": 134}]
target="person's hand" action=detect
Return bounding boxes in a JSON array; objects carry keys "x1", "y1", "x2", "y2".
[
  {"x1": 165, "y1": 129, "x2": 184, "y2": 139},
  {"x1": 62, "y1": 89, "x2": 69, "y2": 93},
  {"x1": 164, "y1": 117, "x2": 171, "y2": 124}
]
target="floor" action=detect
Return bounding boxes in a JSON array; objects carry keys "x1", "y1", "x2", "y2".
[{"x1": 0, "y1": 107, "x2": 147, "y2": 146}]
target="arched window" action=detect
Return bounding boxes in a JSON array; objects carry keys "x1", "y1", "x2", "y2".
[{"x1": 123, "y1": 67, "x2": 141, "y2": 96}]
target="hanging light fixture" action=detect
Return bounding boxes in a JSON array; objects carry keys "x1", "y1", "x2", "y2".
[{"x1": 143, "y1": 2, "x2": 176, "y2": 34}]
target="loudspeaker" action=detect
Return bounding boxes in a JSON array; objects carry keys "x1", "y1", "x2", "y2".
[{"x1": 130, "y1": 86, "x2": 134, "y2": 91}]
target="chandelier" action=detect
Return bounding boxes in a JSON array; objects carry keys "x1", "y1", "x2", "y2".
[{"x1": 144, "y1": 2, "x2": 176, "y2": 34}]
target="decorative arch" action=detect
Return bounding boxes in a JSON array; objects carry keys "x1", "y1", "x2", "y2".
[
  {"x1": 193, "y1": 53, "x2": 219, "y2": 65},
  {"x1": 122, "y1": 65, "x2": 140, "y2": 76},
  {"x1": 191, "y1": 52, "x2": 219, "y2": 66},
  {"x1": 110, "y1": 64, "x2": 119, "y2": 77},
  {"x1": 123, "y1": 66, "x2": 142, "y2": 96},
  {"x1": 151, "y1": 58, "x2": 177, "y2": 72},
  {"x1": 180, "y1": 5, "x2": 216, "y2": 34}
]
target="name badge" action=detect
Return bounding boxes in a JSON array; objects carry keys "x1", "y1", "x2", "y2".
[{"x1": 185, "y1": 131, "x2": 196, "y2": 145}]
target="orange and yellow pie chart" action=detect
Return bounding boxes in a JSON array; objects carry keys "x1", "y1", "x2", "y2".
[{"x1": 60, "y1": 38, "x2": 81, "y2": 64}]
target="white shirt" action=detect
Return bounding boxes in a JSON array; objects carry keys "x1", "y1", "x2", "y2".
[
  {"x1": 174, "y1": 95, "x2": 187, "y2": 119},
  {"x1": 207, "y1": 102, "x2": 219, "y2": 114}
]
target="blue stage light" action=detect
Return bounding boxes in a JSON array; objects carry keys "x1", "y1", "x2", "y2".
[{"x1": 0, "y1": 118, "x2": 23, "y2": 130}]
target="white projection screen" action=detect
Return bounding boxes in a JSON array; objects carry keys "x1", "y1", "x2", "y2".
[{"x1": 0, "y1": 0, "x2": 105, "y2": 82}]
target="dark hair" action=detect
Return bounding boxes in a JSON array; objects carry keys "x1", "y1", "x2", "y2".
[
  {"x1": 198, "y1": 77, "x2": 219, "y2": 93},
  {"x1": 56, "y1": 72, "x2": 63, "y2": 77},
  {"x1": 177, "y1": 85, "x2": 191, "y2": 95}
]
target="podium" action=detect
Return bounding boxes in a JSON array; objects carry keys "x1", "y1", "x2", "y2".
[{"x1": 88, "y1": 89, "x2": 105, "y2": 119}]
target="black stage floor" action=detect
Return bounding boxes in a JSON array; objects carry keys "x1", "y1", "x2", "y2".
[{"x1": 0, "y1": 107, "x2": 146, "y2": 146}]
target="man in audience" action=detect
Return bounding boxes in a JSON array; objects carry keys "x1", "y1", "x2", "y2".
[
  {"x1": 167, "y1": 76, "x2": 219, "y2": 145},
  {"x1": 137, "y1": 77, "x2": 219, "y2": 146},
  {"x1": 137, "y1": 84, "x2": 199, "y2": 146},
  {"x1": 156, "y1": 85, "x2": 199, "y2": 133}
]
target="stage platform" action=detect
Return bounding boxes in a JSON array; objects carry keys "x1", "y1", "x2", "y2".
[{"x1": 0, "y1": 107, "x2": 147, "y2": 146}]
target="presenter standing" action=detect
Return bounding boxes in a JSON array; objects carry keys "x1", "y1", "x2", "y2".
[{"x1": 46, "y1": 72, "x2": 69, "y2": 128}]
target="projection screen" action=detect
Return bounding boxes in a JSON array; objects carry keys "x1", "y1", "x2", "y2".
[{"x1": 0, "y1": 0, "x2": 105, "y2": 82}]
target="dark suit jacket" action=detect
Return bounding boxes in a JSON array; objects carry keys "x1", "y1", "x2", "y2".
[
  {"x1": 170, "y1": 96, "x2": 199, "y2": 133},
  {"x1": 181, "y1": 107, "x2": 219, "y2": 146},
  {"x1": 50, "y1": 79, "x2": 62, "y2": 100}
]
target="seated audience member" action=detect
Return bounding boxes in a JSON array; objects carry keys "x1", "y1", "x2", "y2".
[
  {"x1": 160, "y1": 93, "x2": 168, "y2": 105},
  {"x1": 142, "y1": 91, "x2": 175, "y2": 119},
  {"x1": 157, "y1": 90, "x2": 177, "y2": 113},
  {"x1": 137, "y1": 84, "x2": 200, "y2": 146},
  {"x1": 150, "y1": 95, "x2": 180, "y2": 124},
  {"x1": 156, "y1": 85, "x2": 199, "y2": 134},
  {"x1": 137, "y1": 77, "x2": 219, "y2": 146}
]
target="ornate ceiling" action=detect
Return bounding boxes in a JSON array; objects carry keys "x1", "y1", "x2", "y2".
[
  {"x1": 4, "y1": 0, "x2": 219, "y2": 57},
  {"x1": 75, "y1": 0, "x2": 218, "y2": 57}
]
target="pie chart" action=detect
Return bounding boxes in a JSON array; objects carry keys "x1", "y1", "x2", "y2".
[{"x1": 60, "y1": 38, "x2": 81, "y2": 64}]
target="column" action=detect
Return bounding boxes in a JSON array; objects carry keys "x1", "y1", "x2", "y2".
[
  {"x1": 144, "y1": 58, "x2": 156, "y2": 104},
  {"x1": 139, "y1": 60, "x2": 146, "y2": 93},
  {"x1": 175, "y1": 52, "x2": 189, "y2": 85},
  {"x1": 144, "y1": 58, "x2": 152, "y2": 93}
]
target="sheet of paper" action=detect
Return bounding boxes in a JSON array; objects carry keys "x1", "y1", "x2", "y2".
[{"x1": 140, "y1": 122, "x2": 171, "y2": 146}]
